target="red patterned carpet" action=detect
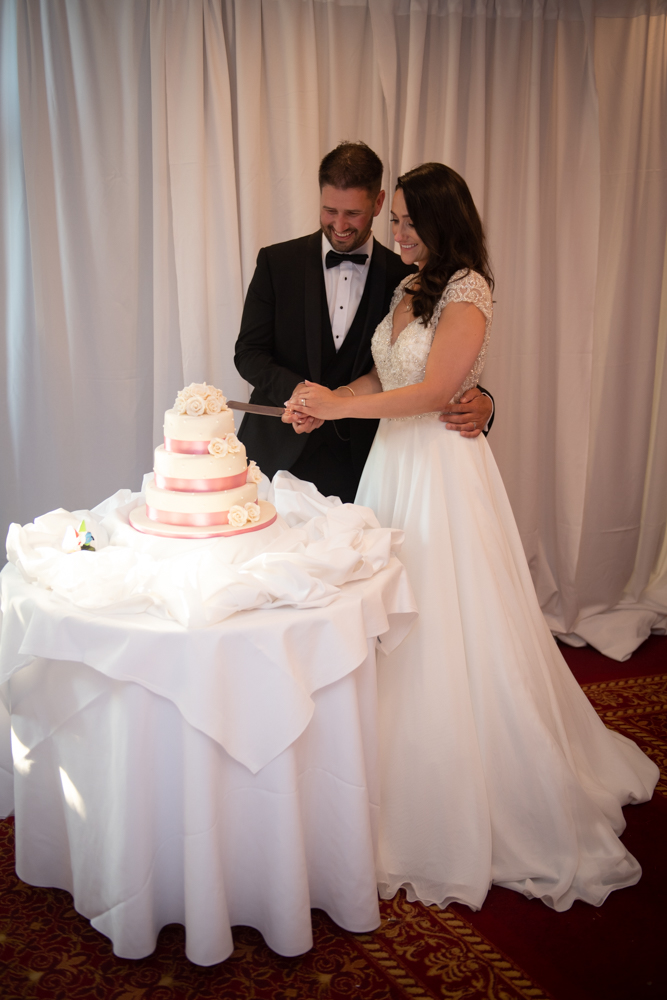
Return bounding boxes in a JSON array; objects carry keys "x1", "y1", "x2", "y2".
[
  {"x1": 458, "y1": 637, "x2": 667, "y2": 1000},
  {"x1": 1, "y1": 636, "x2": 665, "y2": 1000}
]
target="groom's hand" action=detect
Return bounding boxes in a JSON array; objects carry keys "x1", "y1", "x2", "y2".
[
  {"x1": 440, "y1": 388, "x2": 493, "y2": 438},
  {"x1": 282, "y1": 410, "x2": 324, "y2": 434}
]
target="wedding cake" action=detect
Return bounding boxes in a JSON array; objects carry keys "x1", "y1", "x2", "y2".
[{"x1": 129, "y1": 383, "x2": 277, "y2": 538}]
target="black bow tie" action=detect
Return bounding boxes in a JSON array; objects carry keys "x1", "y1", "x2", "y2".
[{"x1": 325, "y1": 250, "x2": 369, "y2": 269}]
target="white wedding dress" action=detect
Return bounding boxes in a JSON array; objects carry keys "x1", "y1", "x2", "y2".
[{"x1": 355, "y1": 271, "x2": 659, "y2": 912}]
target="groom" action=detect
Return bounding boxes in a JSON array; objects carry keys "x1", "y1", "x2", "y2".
[{"x1": 234, "y1": 142, "x2": 493, "y2": 502}]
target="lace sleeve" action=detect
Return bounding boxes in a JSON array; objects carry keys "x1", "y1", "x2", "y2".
[{"x1": 431, "y1": 269, "x2": 493, "y2": 329}]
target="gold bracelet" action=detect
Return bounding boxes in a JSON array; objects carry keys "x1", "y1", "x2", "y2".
[{"x1": 338, "y1": 385, "x2": 355, "y2": 396}]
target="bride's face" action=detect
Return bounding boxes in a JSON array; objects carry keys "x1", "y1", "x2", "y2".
[{"x1": 391, "y1": 189, "x2": 429, "y2": 269}]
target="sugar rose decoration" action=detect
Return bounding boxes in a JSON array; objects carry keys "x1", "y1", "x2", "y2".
[
  {"x1": 174, "y1": 382, "x2": 228, "y2": 415},
  {"x1": 228, "y1": 505, "x2": 249, "y2": 528},
  {"x1": 208, "y1": 437, "x2": 228, "y2": 458},
  {"x1": 205, "y1": 395, "x2": 223, "y2": 414},
  {"x1": 244, "y1": 502, "x2": 261, "y2": 523},
  {"x1": 187, "y1": 382, "x2": 209, "y2": 398},
  {"x1": 207, "y1": 434, "x2": 240, "y2": 457},
  {"x1": 246, "y1": 460, "x2": 262, "y2": 484},
  {"x1": 185, "y1": 394, "x2": 206, "y2": 416}
]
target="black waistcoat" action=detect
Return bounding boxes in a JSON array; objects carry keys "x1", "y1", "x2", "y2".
[{"x1": 299, "y1": 270, "x2": 374, "y2": 463}]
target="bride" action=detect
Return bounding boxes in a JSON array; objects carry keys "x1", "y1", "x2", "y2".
[{"x1": 286, "y1": 162, "x2": 658, "y2": 912}]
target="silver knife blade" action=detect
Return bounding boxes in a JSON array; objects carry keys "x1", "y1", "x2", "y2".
[{"x1": 228, "y1": 400, "x2": 286, "y2": 417}]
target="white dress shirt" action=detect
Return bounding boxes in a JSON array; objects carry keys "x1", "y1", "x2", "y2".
[{"x1": 322, "y1": 233, "x2": 374, "y2": 351}]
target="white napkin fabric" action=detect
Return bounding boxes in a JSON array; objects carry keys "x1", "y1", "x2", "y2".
[{"x1": 6, "y1": 472, "x2": 404, "y2": 629}]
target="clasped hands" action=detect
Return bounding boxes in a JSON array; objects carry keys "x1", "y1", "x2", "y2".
[
  {"x1": 281, "y1": 382, "x2": 327, "y2": 434},
  {"x1": 283, "y1": 382, "x2": 492, "y2": 437}
]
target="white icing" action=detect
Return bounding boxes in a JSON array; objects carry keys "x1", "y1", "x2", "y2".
[
  {"x1": 154, "y1": 444, "x2": 246, "y2": 481},
  {"x1": 145, "y1": 480, "x2": 257, "y2": 514},
  {"x1": 164, "y1": 408, "x2": 235, "y2": 443}
]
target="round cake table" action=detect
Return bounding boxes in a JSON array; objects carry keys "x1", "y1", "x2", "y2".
[{"x1": 0, "y1": 548, "x2": 416, "y2": 966}]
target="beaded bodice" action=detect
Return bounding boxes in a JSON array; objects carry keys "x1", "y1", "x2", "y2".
[{"x1": 371, "y1": 269, "x2": 493, "y2": 415}]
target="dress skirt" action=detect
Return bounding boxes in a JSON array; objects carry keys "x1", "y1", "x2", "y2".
[{"x1": 355, "y1": 414, "x2": 659, "y2": 912}]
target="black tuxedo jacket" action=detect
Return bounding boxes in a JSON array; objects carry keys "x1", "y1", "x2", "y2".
[{"x1": 234, "y1": 231, "x2": 414, "y2": 482}]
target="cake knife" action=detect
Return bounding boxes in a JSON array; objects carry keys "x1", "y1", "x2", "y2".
[{"x1": 228, "y1": 401, "x2": 286, "y2": 417}]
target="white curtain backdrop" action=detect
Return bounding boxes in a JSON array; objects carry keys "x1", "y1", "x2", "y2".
[{"x1": 1, "y1": 0, "x2": 666, "y2": 659}]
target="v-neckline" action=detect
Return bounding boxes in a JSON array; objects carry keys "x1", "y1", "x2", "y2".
[{"x1": 390, "y1": 281, "x2": 419, "y2": 347}]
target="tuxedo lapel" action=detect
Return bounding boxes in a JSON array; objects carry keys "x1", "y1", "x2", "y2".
[
  {"x1": 304, "y1": 232, "x2": 323, "y2": 383},
  {"x1": 351, "y1": 238, "x2": 387, "y2": 380}
]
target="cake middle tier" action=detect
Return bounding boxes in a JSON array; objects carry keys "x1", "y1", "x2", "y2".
[
  {"x1": 154, "y1": 444, "x2": 247, "y2": 492},
  {"x1": 145, "y1": 479, "x2": 258, "y2": 526}
]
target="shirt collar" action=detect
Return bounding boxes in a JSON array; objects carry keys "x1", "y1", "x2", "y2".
[{"x1": 321, "y1": 232, "x2": 374, "y2": 267}]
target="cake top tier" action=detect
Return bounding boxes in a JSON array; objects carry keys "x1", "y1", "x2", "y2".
[{"x1": 164, "y1": 384, "x2": 236, "y2": 449}]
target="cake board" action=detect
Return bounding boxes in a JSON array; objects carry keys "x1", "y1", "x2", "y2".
[{"x1": 129, "y1": 500, "x2": 278, "y2": 540}]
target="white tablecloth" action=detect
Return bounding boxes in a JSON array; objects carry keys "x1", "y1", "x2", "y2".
[{"x1": 0, "y1": 494, "x2": 416, "y2": 964}]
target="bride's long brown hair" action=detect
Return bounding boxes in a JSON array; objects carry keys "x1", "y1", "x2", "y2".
[{"x1": 397, "y1": 163, "x2": 494, "y2": 324}]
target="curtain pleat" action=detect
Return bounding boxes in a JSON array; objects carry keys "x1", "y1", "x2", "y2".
[
  {"x1": 1, "y1": 0, "x2": 665, "y2": 659},
  {"x1": 150, "y1": 0, "x2": 246, "y2": 440},
  {"x1": 563, "y1": 11, "x2": 667, "y2": 656},
  {"x1": 8, "y1": 0, "x2": 154, "y2": 513}
]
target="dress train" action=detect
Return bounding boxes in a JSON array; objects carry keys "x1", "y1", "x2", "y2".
[{"x1": 357, "y1": 416, "x2": 658, "y2": 911}]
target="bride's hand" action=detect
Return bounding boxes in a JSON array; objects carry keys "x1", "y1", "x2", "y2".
[
  {"x1": 283, "y1": 383, "x2": 320, "y2": 431},
  {"x1": 285, "y1": 381, "x2": 346, "y2": 420}
]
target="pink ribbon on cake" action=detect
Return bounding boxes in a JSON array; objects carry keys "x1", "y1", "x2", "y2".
[
  {"x1": 147, "y1": 506, "x2": 228, "y2": 526},
  {"x1": 144, "y1": 507, "x2": 277, "y2": 536},
  {"x1": 154, "y1": 471, "x2": 248, "y2": 492},
  {"x1": 164, "y1": 438, "x2": 211, "y2": 454}
]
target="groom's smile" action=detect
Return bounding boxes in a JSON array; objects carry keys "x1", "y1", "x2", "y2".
[{"x1": 320, "y1": 184, "x2": 385, "y2": 253}]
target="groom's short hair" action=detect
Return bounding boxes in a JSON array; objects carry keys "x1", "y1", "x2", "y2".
[{"x1": 319, "y1": 142, "x2": 383, "y2": 198}]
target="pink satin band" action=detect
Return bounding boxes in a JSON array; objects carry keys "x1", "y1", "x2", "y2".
[
  {"x1": 147, "y1": 506, "x2": 228, "y2": 526},
  {"x1": 155, "y1": 471, "x2": 248, "y2": 493},
  {"x1": 164, "y1": 438, "x2": 210, "y2": 454}
]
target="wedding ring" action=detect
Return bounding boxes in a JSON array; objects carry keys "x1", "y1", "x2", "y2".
[
  {"x1": 301, "y1": 397, "x2": 306, "y2": 406},
  {"x1": 473, "y1": 421, "x2": 477, "y2": 430}
]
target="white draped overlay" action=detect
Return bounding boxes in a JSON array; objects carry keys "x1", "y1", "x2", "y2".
[{"x1": 1, "y1": 0, "x2": 666, "y2": 659}]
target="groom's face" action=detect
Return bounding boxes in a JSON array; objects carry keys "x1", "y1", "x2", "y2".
[{"x1": 320, "y1": 185, "x2": 385, "y2": 253}]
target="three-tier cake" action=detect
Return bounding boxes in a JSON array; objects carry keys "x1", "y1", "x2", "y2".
[{"x1": 129, "y1": 383, "x2": 277, "y2": 538}]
